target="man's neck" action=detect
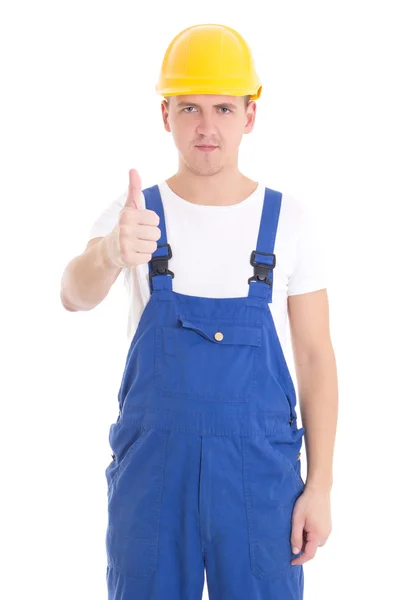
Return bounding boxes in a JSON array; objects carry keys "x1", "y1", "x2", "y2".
[{"x1": 165, "y1": 170, "x2": 258, "y2": 207}]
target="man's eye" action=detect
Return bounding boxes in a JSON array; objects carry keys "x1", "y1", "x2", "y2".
[
  {"x1": 183, "y1": 107, "x2": 196, "y2": 113},
  {"x1": 219, "y1": 107, "x2": 231, "y2": 114}
]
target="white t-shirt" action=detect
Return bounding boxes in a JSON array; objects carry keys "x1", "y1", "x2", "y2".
[{"x1": 88, "y1": 180, "x2": 328, "y2": 356}]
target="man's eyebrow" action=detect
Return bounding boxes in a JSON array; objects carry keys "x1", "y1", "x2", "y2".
[{"x1": 175, "y1": 101, "x2": 237, "y2": 110}]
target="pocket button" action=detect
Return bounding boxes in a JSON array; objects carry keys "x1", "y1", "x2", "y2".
[{"x1": 214, "y1": 331, "x2": 224, "y2": 341}]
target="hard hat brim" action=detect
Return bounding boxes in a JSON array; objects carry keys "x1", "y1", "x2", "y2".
[{"x1": 156, "y1": 85, "x2": 262, "y2": 101}]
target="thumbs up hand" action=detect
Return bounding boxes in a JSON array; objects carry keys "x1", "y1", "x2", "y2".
[{"x1": 103, "y1": 169, "x2": 161, "y2": 269}]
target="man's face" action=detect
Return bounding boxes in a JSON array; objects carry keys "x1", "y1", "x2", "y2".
[{"x1": 161, "y1": 94, "x2": 256, "y2": 176}]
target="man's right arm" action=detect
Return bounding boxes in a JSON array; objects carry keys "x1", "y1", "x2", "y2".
[
  {"x1": 60, "y1": 236, "x2": 123, "y2": 312},
  {"x1": 61, "y1": 168, "x2": 160, "y2": 312}
]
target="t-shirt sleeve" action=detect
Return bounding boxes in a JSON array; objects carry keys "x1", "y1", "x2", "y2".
[
  {"x1": 287, "y1": 204, "x2": 328, "y2": 296},
  {"x1": 88, "y1": 191, "x2": 128, "y2": 240}
]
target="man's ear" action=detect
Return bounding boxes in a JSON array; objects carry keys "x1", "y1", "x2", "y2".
[
  {"x1": 244, "y1": 101, "x2": 257, "y2": 134},
  {"x1": 161, "y1": 99, "x2": 171, "y2": 132}
]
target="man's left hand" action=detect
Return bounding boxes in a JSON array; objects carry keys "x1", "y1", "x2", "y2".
[{"x1": 290, "y1": 485, "x2": 332, "y2": 565}]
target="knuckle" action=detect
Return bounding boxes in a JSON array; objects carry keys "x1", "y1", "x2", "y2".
[
  {"x1": 316, "y1": 530, "x2": 328, "y2": 542},
  {"x1": 119, "y1": 207, "x2": 133, "y2": 222},
  {"x1": 319, "y1": 533, "x2": 329, "y2": 545},
  {"x1": 119, "y1": 218, "x2": 134, "y2": 235},
  {"x1": 148, "y1": 210, "x2": 160, "y2": 225}
]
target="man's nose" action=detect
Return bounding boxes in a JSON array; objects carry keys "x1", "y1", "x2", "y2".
[{"x1": 196, "y1": 112, "x2": 217, "y2": 137}]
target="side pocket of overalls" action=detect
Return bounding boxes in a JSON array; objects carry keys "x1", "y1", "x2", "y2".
[
  {"x1": 265, "y1": 436, "x2": 306, "y2": 490},
  {"x1": 106, "y1": 428, "x2": 169, "y2": 577},
  {"x1": 105, "y1": 421, "x2": 145, "y2": 491},
  {"x1": 241, "y1": 435, "x2": 305, "y2": 580}
]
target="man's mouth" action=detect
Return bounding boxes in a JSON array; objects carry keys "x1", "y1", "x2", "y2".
[{"x1": 195, "y1": 145, "x2": 218, "y2": 152}]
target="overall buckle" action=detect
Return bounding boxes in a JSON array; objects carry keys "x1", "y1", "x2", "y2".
[
  {"x1": 149, "y1": 243, "x2": 174, "y2": 280},
  {"x1": 248, "y1": 250, "x2": 276, "y2": 286}
]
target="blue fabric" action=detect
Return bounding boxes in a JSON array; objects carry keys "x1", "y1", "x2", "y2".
[{"x1": 105, "y1": 185, "x2": 306, "y2": 599}]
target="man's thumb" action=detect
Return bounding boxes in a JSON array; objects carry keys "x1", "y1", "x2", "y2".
[{"x1": 125, "y1": 168, "x2": 142, "y2": 209}]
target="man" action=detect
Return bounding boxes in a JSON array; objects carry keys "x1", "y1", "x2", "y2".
[{"x1": 61, "y1": 23, "x2": 338, "y2": 600}]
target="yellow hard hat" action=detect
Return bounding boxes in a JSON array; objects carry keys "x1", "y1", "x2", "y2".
[{"x1": 156, "y1": 24, "x2": 262, "y2": 100}]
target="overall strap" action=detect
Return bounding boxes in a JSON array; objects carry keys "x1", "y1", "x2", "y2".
[
  {"x1": 248, "y1": 187, "x2": 282, "y2": 303},
  {"x1": 142, "y1": 185, "x2": 174, "y2": 292}
]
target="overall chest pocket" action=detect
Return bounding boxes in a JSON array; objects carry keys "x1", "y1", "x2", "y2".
[{"x1": 154, "y1": 315, "x2": 261, "y2": 402}]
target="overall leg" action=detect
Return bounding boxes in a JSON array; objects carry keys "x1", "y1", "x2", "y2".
[
  {"x1": 106, "y1": 428, "x2": 205, "y2": 600},
  {"x1": 201, "y1": 434, "x2": 304, "y2": 600}
]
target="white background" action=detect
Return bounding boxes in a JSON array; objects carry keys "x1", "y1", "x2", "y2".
[{"x1": 2, "y1": 1, "x2": 399, "y2": 598}]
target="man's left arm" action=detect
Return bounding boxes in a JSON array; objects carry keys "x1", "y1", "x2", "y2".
[{"x1": 287, "y1": 287, "x2": 338, "y2": 564}]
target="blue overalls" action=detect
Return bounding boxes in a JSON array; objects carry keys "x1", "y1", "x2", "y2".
[{"x1": 105, "y1": 185, "x2": 306, "y2": 600}]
